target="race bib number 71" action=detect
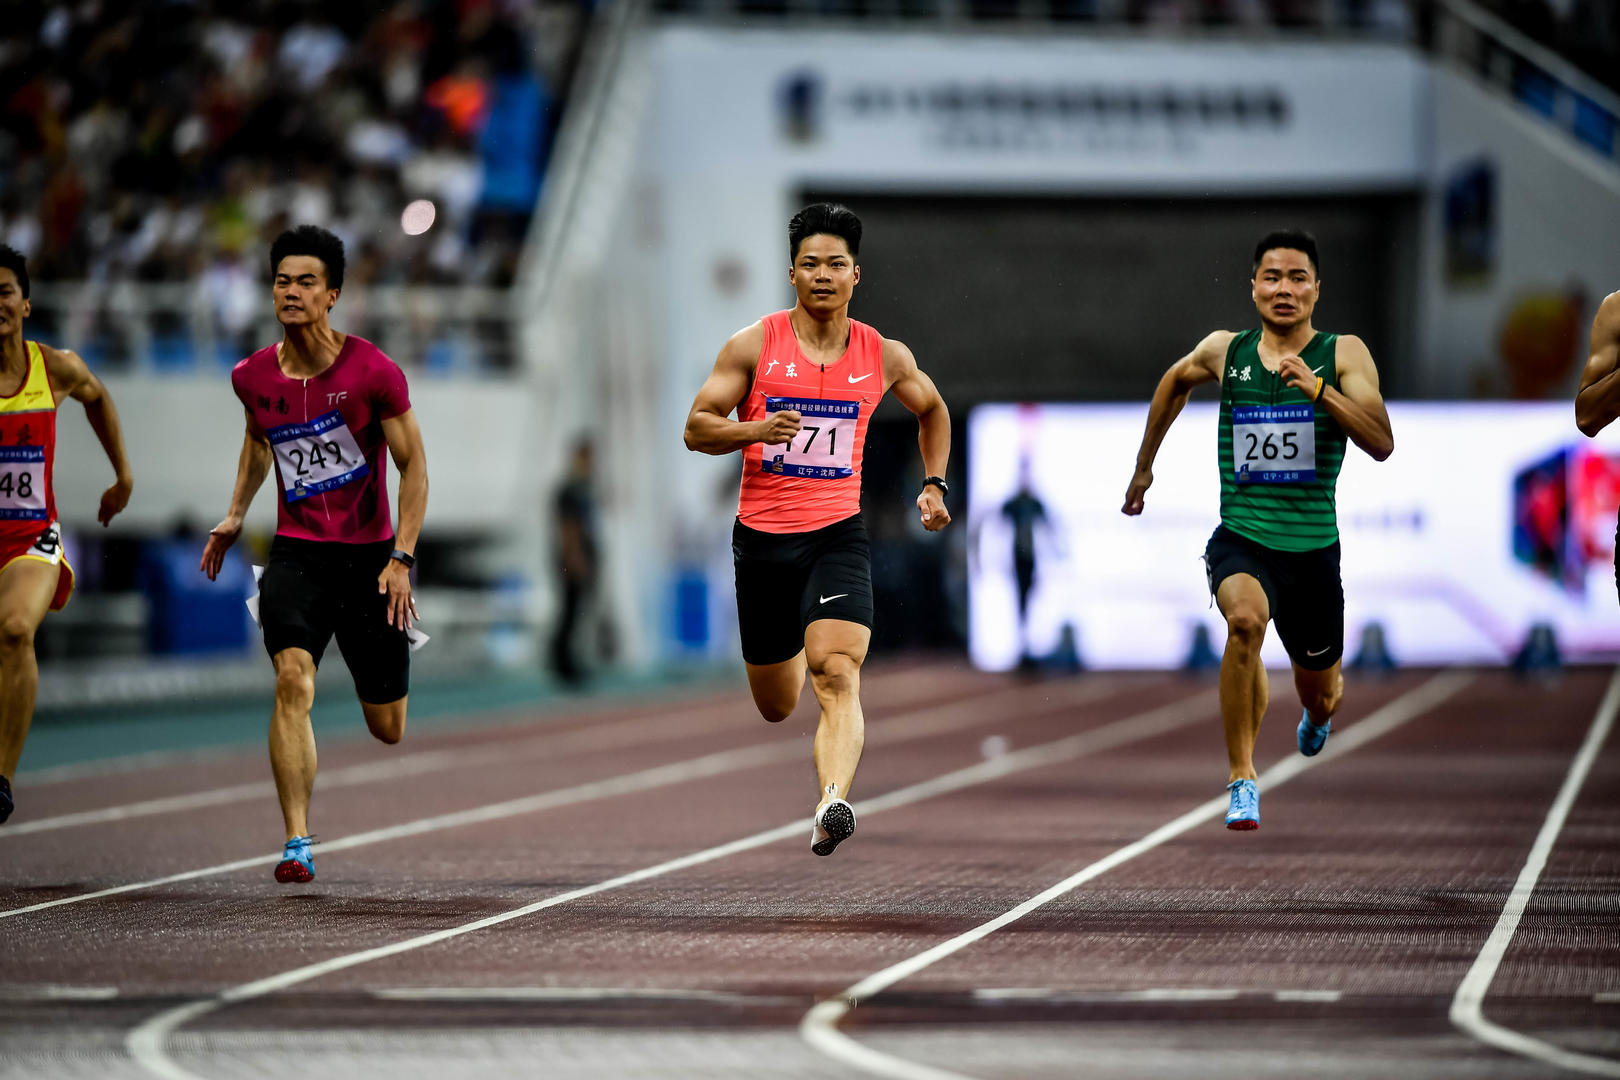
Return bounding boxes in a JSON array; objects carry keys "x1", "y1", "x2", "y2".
[
  {"x1": 268, "y1": 410, "x2": 369, "y2": 502},
  {"x1": 761, "y1": 397, "x2": 857, "y2": 479},
  {"x1": 1232, "y1": 404, "x2": 1316, "y2": 484}
]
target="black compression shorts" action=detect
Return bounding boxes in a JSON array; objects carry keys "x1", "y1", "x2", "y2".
[
  {"x1": 258, "y1": 535, "x2": 410, "y2": 704},
  {"x1": 732, "y1": 513, "x2": 873, "y2": 666},
  {"x1": 1204, "y1": 524, "x2": 1344, "y2": 671}
]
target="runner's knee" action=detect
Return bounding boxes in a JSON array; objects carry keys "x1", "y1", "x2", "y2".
[
  {"x1": 0, "y1": 614, "x2": 35, "y2": 653},
  {"x1": 363, "y1": 703, "x2": 406, "y2": 744},
  {"x1": 1224, "y1": 608, "x2": 1266, "y2": 649},
  {"x1": 273, "y1": 656, "x2": 315, "y2": 709},
  {"x1": 809, "y1": 650, "x2": 860, "y2": 700},
  {"x1": 754, "y1": 693, "x2": 795, "y2": 724}
]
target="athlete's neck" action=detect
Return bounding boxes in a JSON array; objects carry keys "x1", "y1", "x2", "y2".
[
  {"x1": 1259, "y1": 319, "x2": 1317, "y2": 360},
  {"x1": 277, "y1": 323, "x2": 347, "y2": 379},
  {"x1": 0, "y1": 331, "x2": 26, "y2": 382},
  {"x1": 789, "y1": 304, "x2": 850, "y2": 354}
]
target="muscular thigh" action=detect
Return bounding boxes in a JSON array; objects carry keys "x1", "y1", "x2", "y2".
[{"x1": 1271, "y1": 543, "x2": 1344, "y2": 670}]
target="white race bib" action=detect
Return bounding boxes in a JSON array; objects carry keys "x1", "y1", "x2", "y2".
[
  {"x1": 1232, "y1": 404, "x2": 1316, "y2": 484},
  {"x1": 0, "y1": 446, "x2": 48, "y2": 520},
  {"x1": 268, "y1": 410, "x2": 369, "y2": 503},
  {"x1": 760, "y1": 397, "x2": 858, "y2": 480}
]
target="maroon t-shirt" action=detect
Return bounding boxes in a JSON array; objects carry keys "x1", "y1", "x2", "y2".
[{"x1": 231, "y1": 335, "x2": 412, "y2": 543}]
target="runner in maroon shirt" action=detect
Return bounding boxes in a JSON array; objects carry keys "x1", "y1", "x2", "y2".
[{"x1": 200, "y1": 226, "x2": 428, "y2": 884}]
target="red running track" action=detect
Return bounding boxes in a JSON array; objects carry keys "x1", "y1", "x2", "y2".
[{"x1": 0, "y1": 659, "x2": 1616, "y2": 1080}]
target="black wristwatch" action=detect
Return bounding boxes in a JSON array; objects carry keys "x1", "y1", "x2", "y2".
[
  {"x1": 389, "y1": 549, "x2": 416, "y2": 569},
  {"x1": 922, "y1": 476, "x2": 949, "y2": 498}
]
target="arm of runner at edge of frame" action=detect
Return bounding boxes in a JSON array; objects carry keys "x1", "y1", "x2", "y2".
[
  {"x1": 44, "y1": 344, "x2": 134, "y2": 526},
  {"x1": 1122, "y1": 330, "x2": 1232, "y2": 516},
  {"x1": 380, "y1": 408, "x2": 426, "y2": 629},
  {"x1": 884, "y1": 336, "x2": 952, "y2": 532},
  {"x1": 682, "y1": 322, "x2": 799, "y2": 455},
  {"x1": 1315, "y1": 334, "x2": 1394, "y2": 461},
  {"x1": 1575, "y1": 291, "x2": 1620, "y2": 437},
  {"x1": 200, "y1": 407, "x2": 272, "y2": 580}
]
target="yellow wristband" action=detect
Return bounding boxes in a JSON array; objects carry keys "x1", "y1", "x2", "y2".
[{"x1": 1313, "y1": 376, "x2": 1324, "y2": 402}]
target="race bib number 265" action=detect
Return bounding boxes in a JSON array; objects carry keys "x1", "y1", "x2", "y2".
[
  {"x1": 268, "y1": 411, "x2": 369, "y2": 502},
  {"x1": 1233, "y1": 404, "x2": 1316, "y2": 484},
  {"x1": 761, "y1": 397, "x2": 857, "y2": 480}
]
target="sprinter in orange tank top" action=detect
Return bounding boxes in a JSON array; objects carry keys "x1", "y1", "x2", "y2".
[
  {"x1": 0, "y1": 245, "x2": 135, "y2": 825},
  {"x1": 683, "y1": 203, "x2": 952, "y2": 856}
]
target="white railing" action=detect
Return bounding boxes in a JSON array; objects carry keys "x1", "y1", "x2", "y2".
[
  {"x1": 27, "y1": 282, "x2": 519, "y2": 377},
  {"x1": 1431, "y1": 0, "x2": 1620, "y2": 162}
]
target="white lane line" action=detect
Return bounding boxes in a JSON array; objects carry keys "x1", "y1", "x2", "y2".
[
  {"x1": 125, "y1": 690, "x2": 1215, "y2": 1080},
  {"x1": 1274, "y1": 989, "x2": 1343, "y2": 1003},
  {"x1": 799, "y1": 670, "x2": 1476, "y2": 1080},
  {"x1": 1449, "y1": 666, "x2": 1620, "y2": 1079},
  {"x1": 372, "y1": 987, "x2": 799, "y2": 1006},
  {"x1": 1, "y1": 678, "x2": 1122, "y2": 920},
  {"x1": 0, "y1": 985, "x2": 121, "y2": 1001},
  {"x1": 1596, "y1": 993, "x2": 1620, "y2": 1004},
  {"x1": 6, "y1": 667, "x2": 1016, "y2": 836},
  {"x1": 975, "y1": 988, "x2": 1242, "y2": 1003}
]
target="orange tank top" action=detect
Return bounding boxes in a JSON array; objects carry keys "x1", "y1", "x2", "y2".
[
  {"x1": 0, "y1": 341, "x2": 59, "y2": 542},
  {"x1": 736, "y1": 310, "x2": 884, "y2": 533}
]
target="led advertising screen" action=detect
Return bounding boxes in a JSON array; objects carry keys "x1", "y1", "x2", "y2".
[{"x1": 967, "y1": 403, "x2": 1620, "y2": 670}]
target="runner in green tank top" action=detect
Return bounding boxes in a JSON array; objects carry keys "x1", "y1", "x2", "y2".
[{"x1": 1122, "y1": 231, "x2": 1395, "y2": 831}]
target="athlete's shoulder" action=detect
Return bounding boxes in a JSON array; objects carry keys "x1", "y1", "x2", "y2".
[
  {"x1": 879, "y1": 333, "x2": 917, "y2": 372},
  {"x1": 344, "y1": 334, "x2": 403, "y2": 372},
  {"x1": 1194, "y1": 330, "x2": 1242, "y2": 370},
  {"x1": 1331, "y1": 332, "x2": 1375, "y2": 365},
  {"x1": 720, "y1": 319, "x2": 767, "y2": 364},
  {"x1": 1597, "y1": 289, "x2": 1620, "y2": 328},
  {"x1": 229, "y1": 344, "x2": 278, "y2": 392},
  {"x1": 36, "y1": 340, "x2": 93, "y2": 388}
]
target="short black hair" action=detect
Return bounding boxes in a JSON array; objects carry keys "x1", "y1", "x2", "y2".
[
  {"x1": 0, "y1": 245, "x2": 29, "y2": 299},
  {"x1": 789, "y1": 203, "x2": 862, "y2": 261},
  {"x1": 270, "y1": 225, "x2": 345, "y2": 289},
  {"x1": 1253, "y1": 230, "x2": 1319, "y2": 277},
  {"x1": 1250, "y1": 231, "x2": 1315, "y2": 278}
]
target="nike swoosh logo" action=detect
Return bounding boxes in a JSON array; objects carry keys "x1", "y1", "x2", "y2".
[
  {"x1": 819, "y1": 593, "x2": 849, "y2": 604},
  {"x1": 1311, "y1": 366, "x2": 1324, "y2": 375},
  {"x1": 847, "y1": 373, "x2": 873, "y2": 384},
  {"x1": 1306, "y1": 646, "x2": 1332, "y2": 657}
]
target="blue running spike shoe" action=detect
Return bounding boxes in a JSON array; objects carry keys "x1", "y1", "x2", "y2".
[
  {"x1": 275, "y1": 835, "x2": 315, "y2": 883},
  {"x1": 1225, "y1": 779, "x2": 1259, "y2": 831},
  {"x1": 1297, "y1": 709, "x2": 1331, "y2": 757},
  {"x1": 0, "y1": 775, "x2": 12, "y2": 824}
]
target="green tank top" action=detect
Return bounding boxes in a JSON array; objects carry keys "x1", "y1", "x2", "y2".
[{"x1": 1216, "y1": 329, "x2": 1346, "y2": 552}]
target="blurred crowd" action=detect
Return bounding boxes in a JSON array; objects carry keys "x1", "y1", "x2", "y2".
[
  {"x1": 1472, "y1": 0, "x2": 1620, "y2": 94},
  {"x1": 0, "y1": 0, "x2": 591, "y2": 292}
]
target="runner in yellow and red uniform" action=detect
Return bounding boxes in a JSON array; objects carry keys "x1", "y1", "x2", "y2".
[
  {"x1": 0, "y1": 245, "x2": 135, "y2": 824},
  {"x1": 684, "y1": 204, "x2": 953, "y2": 856}
]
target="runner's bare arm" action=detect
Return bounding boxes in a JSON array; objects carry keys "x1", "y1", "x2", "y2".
[
  {"x1": 1281, "y1": 335, "x2": 1394, "y2": 461},
  {"x1": 1575, "y1": 292, "x2": 1620, "y2": 437},
  {"x1": 43, "y1": 345, "x2": 133, "y2": 525},
  {"x1": 885, "y1": 338, "x2": 952, "y2": 532},
  {"x1": 683, "y1": 323, "x2": 800, "y2": 453},
  {"x1": 1123, "y1": 331, "x2": 1233, "y2": 515},
  {"x1": 379, "y1": 408, "x2": 427, "y2": 630},
  {"x1": 200, "y1": 408, "x2": 272, "y2": 580}
]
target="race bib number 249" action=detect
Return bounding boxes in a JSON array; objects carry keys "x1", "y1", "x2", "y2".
[{"x1": 268, "y1": 410, "x2": 369, "y2": 502}]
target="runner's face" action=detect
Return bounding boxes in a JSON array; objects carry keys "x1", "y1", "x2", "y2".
[
  {"x1": 273, "y1": 256, "x2": 338, "y2": 327},
  {"x1": 1251, "y1": 248, "x2": 1318, "y2": 329},
  {"x1": 0, "y1": 270, "x2": 29, "y2": 339},
  {"x1": 790, "y1": 235, "x2": 859, "y2": 315}
]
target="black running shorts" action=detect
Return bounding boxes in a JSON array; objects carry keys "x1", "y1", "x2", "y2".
[
  {"x1": 1203, "y1": 524, "x2": 1344, "y2": 671},
  {"x1": 732, "y1": 513, "x2": 874, "y2": 666},
  {"x1": 258, "y1": 535, "x2": 410, "y2": 704}
]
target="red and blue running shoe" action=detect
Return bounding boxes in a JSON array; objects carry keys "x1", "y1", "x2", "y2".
[
  {"x1": 275, "y1": 835, "x2": 315, "y2": 883},
  {"x1": 1225, "y1": 779, "x2": 1259, "y2": 831}
]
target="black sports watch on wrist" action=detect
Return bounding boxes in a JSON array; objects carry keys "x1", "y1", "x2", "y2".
[
  {"x1": 389, "y1": 549, "x2": 416, "y2": 569},
  {"x1": 921, "y1": 476, "x2": 949, "y2": 499}
]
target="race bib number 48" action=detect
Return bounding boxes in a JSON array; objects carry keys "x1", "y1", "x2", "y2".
[
  {"x1": 1233, "y1": 404, "x2": 1316, "y2": 484},
  {"x1": 761, "y1": 397, "x2": 858, "y2": 479},
  {"x1": 0, "y1": 446, "x2": 48, "y2": 520},
  {"x1": 268, "y1": 411, "x2": 369, "y2": 502}
]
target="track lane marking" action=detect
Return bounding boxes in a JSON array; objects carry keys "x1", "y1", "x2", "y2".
[
  {"x1": 2, "y1": 677, "x2": 1125, "y2": 918},
  {"x1": 125, "y1": 689, "x2": 1217, "y2": 1080},
  {"x1": 798, "y1": 671, "x2": 1476, "y2": 1080},
  {"x1": 372, "y1": 987, "x2": 800, "y2": 1005},
  {"x1": 7, "y1": 665, "x2": 996, "y2": 828},
  {"x1": 1449, "y1": 665, "x2": 1620, "y2": 1079}
]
